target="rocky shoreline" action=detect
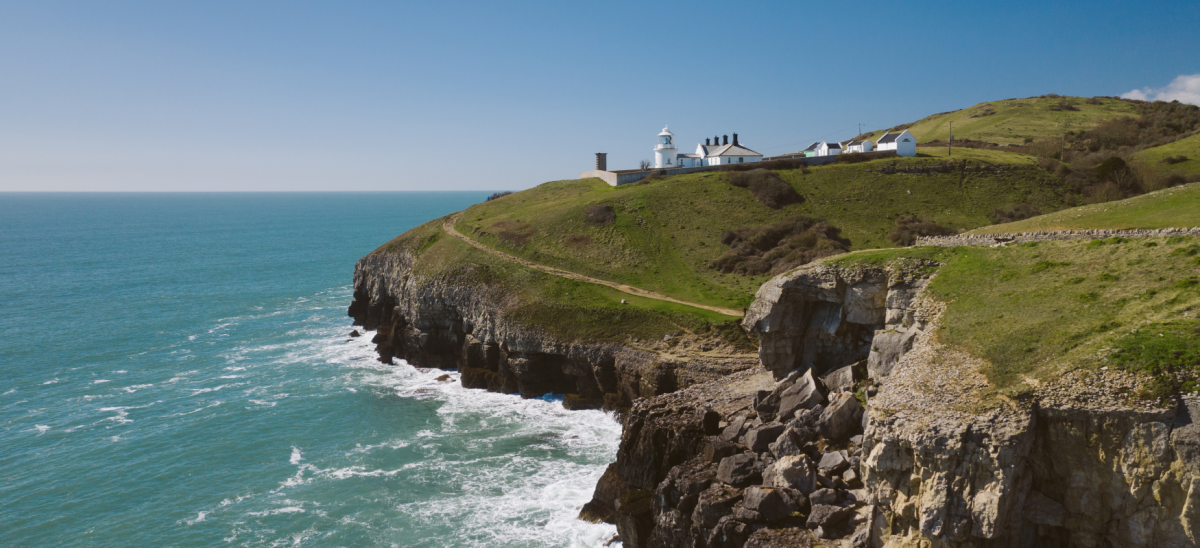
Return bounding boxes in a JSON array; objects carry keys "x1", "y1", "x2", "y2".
[{"x1": 350, "y1": 236, "x2": 1200, "y2": 547}]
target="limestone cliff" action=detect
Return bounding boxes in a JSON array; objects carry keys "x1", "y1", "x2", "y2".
[{"x1": 347, "y1": 234, "x2": 756, "y2": 408}]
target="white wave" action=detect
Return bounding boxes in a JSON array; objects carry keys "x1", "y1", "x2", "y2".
[
  {"x1": 113, "y1": 370, "x2": 127, "y2": 374},
  {"x1": 247, "y1": 399, "x2": 277, "y2": 408},
  {"x1": 290, "y1": 447, "x2": 303, "y2": 465},
  {"x1": 43, "y1": 379, "x2": 60, "y2": 385},
  {"x1": 32, "y1": 424, "x2": 50, "y2": 435},
  {"x1": 4, "y1": 388, "x2": 16, "y2": 395},
  {"x1": 123, "y1": 384, "x2": 153, "y2": 393},
  {"x1": 224, "y1": 366, "x2": 246, "y2": 372},
  {"x1": 92, "y1": 379, "x2": 110, "y2": 384},
  {"x1": 168, "y1": 401, "x2": 223, "y2": 417},
  {"x1": 218, "y1": 375, "x2": 243, "y2": 379}
]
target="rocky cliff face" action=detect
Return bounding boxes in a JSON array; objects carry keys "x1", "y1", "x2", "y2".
[
  {"x1": 347, "y1": 244, "x2": 755, "y2": 409},
  {"x1": 591, "y1": 259, "x2": 1200, "y2": 547}
]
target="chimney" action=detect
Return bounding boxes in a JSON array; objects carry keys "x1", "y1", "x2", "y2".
[
  {"x1": 705, "y1": 138, "x2": 710, "y2": 145},
  {"x1": 733, "y1": 133, "x2": 739, "y2": 146},
  {"x1": 714, "y1": 135, "x2": 720, "y2": 145},
  {"x1": 595, "y1": 153, "x2": 607, "y2": 171},
  {"x1": 723, "y1": 135, "x2": 729, "y2": 145}
]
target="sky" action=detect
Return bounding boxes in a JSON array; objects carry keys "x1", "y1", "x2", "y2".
[{"x1": 1, "y1": 1, "x2": 1198, "y2": 192}]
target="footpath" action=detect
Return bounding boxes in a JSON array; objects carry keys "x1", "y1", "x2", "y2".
[{"x1": 441, "y1": 214, "x2": 744, "y2": 317}]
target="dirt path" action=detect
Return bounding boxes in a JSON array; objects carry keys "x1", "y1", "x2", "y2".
[{"x1": 442, "y1": 214, "x2": 744, "y2": 317}]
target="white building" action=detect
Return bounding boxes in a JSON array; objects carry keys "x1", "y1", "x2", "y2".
[
  {"x1": 654, "y1": 126, "x2": 762, "y2": 168},
  {"x1": 876, "y1": 130, "x2": 917, "y2": 157},
  {"x1": 844, "y1": 140, "x2": 874, "y2": 153},
  {"x1": 815, "y1": 141, "x2": 842, "y2": 157}
]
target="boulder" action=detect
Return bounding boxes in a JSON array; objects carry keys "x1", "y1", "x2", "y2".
[
  {"x1": 806, "y1": 504, "x2": 853, "y2": 530},
  {"x1": 745, "y1": 422, "x2": 786, "y2": 453},
  {"x1": 349, "y1": 329, "x2": 361, "y2": 338},
  {"x1": 808, "y1": 488, "x2": 840, "y2": 506},
  {"x1": 817, "y1": 451, "x2": 849, "y2": 475},
  {"x1": 706, "y1": 515, "x2": 751, "y2": 548},
  {"x1": 866, "y1": 327, "x2": 917, "y2": 379},
  {"x1": 818, "y1": 392, "x2": 863, "y2": 441},
  {"x1": 719, "y1": 415, "x2": 748, "y2": 443},
  {"x1": 777, "y1": 369, "x2": 825, "y2": 421},
  {"x1": 850, "y1": 524, "x2": 871, "y2": 548},
  {"x1": 716, "y1": 454, "x2": 762, "y2": 487},
  {"x1": 704, "y1": 440, "x2": 739, "y2": 464},
  {"x1": 744, "y1": 527, "x2": 812, "y2": 548},
  {"x1": 763, "y1": 454, "x2": 818, "y2": 494},
  {"x1": 742, "y1": 486, "x2": 799, "y2": 522},
  {"x1": 821, "y1": 362, "x2": 862, "y2": 394},
  {"x1": 768, "y1": 427, "x2": 814, "y2": 459},
  {"x1": 691, "y1": 483, "x2": 743, "y2": 531},
  {"x1": 842, "y1": 468, "x2": 860, "y2": 486}
]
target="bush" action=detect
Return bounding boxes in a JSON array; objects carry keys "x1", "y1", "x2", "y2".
[
  {"x1": 1084, "y1": 182, "x2": 1125, "y2": 204},
  {"x1": 1085, "y1": 97, "x2": 1104, "y2": 105},
  {"x1": 583, "y1": 204, "x2": 616, "y2": 225},
  {"x1": 1094, "y1": 156, "x2": 1129, "y2": 181},
  {"x1": 1049, "y1": 100, "x2": 1080, "y2": 111},
  {"x1": 485, "y1": 191, "x2": 513, "y2": 201},
  {"x1": 992, "y1": 203, "x2": 1042, "y2": 224},
  {"x1": 727, "y1": 169, "x2": 804, "y2": 209},
  {"x1": 835, "y1": 150, "x2": 899, "y2": 164},
  {"x1": 711, "y1": 215, "x2": 850, "y2": 275},
  {"x1": 887, "y1": 215, "x2": 956, "y2": 246},
  {"x1": 1161, "y1": 155, "x2": 1190, "y2": 165}
]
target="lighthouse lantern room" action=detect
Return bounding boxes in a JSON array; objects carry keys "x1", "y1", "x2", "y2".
[{"x1": 654, "y1": 125, "x2": 676, "y2": 168}]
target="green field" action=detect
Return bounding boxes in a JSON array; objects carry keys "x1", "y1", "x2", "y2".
[
  {"x1": 858, "y1": 96, "x2": 1137, "y2": 145},
  {"x1": 832, "y1": 236, "x2": 1200, "y2": 400},
  {"x1": 969, "y1": 183, "x2": 1200, "y2": 233},
  {"x1": 454, "y1": 153, "x2": 1070, "y2": 309},
  {"x1": 373, "y1": 219, "x2": 743, "y2": 344},
  {"x1": 1133, "y1": 132, "x2": 1200, "y2": 175}
]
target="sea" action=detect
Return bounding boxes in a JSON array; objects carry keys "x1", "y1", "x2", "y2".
[{"x1": 0, "y1": 193, "x2": 621, "y2": 547}]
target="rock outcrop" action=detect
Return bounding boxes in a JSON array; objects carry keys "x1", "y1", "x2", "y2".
[{"x1": 348, "y1": 239, "x2": 757, "y2": 409}]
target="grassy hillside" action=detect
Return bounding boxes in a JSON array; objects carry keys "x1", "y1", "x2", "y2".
[
  {"x1": 455, "y1": 153, "x2": 1070, "y2": 309},
  {"x1": 373, "y1": 219, "x2": 744, "y2": 345},
  {"x1": 859, "y1": 96, "x2": 1137, "y2": 145},
  {"x1": 969, "y1": 182, "x2": 1200, "y2": 233},
  {"x1": 1133, "y1": 132, "x2": 1200, "y2": 175},
  {"x1": 831, "y1": 235, "x2": 1200, "y2": 401}
]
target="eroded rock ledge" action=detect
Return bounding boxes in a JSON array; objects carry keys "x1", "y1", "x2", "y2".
[
  {"x1": 591, "y1": 260, "x2": 1200, "y2": 547},
  {"x1": 347, "y1": 243, "x2": 757, "y2": 409}
]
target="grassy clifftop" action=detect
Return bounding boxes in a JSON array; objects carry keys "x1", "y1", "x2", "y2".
[
  {"x1": 454, "y1": 151, "x2": 1069, "y2": 309},
  {"x1": 970, "y1": 182, "x2": 1200, "y2": 233},
  {"x1": 860, "y1": 96, "x2": 1137, "y2": 144}
]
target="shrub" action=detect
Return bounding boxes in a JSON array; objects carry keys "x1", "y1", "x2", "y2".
[
  {"x1": 489, "y1": 221, "x2": 536, "y2": 245},
  {"x1": 992, "y1": 203, "x2": 1042, "y2": 224},
  {"x1": 727, "y1": 169, "x2": 804, "y2": 209},
  {"x1": 835, "y1": 150, "x2": 899, "y2": 164},
  {"x1": 583, "y1": 204, "x2": 616, "y2": 225},
  {"x1": 485, "y1": 191, "x2": 513, "y2": 201},
  {"x1": 711, "y1": 215, "x2": 850, "y2": 275},
  {"x1": 887, "y1": 215, "x2": 957, "y2": 246},
  {"x1": 562, "y1": 233, "x2": 592, "y2": 249},
  {"x1": 1083, "y1": 182, "x2": 1126, "y2": 204},
  {"x1": 1093, "y1": 156, "x2": 1129, "y2": 181},
  {"x1": 1085, "y1": 97, "x2": 1104, "y2": 105},
  {"x1": 1049, "y1": 100, "x2": 1080, "y2": 111},
  {"x1": 1161, "y1": 155, "x2": 1190, "y2": 165},
  {"x1": 1166, "y1": 174, "x2": 1187, "y2": 187}
]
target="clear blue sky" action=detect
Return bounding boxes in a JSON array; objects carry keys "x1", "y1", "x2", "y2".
[{"x1": 2, "y1": 0, "x2": 1197, "y2": 191}]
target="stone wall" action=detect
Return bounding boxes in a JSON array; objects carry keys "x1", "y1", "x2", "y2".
[{"x1": 916, "y1": 227, "x2": 1200, "y2": 247}]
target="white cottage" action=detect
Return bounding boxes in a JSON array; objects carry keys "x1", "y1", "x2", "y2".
[
  {"x1": 844, "y1": 140, "x2": 874, "y2": 153},
  {"x1": 655, "y1": 127, "x2": 763, "y2": 167},
  {"x1": 815, "y1": 141, "x2": 842, "y2": 157},
  {"x1": 876, "y1": 130, "x2": 917, "y2": 157}
]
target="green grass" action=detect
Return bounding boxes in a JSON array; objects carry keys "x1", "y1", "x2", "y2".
[
  {"x1": 969, "y1": 182, "x2": 1200, "y2": 233},
  {"x1": 835, "y1": 238, "x2": 1200, "y2": 401},
  {"x1": 1133, "y1": 132, "x2": 1200, "y2": 175},
  {"x1": 371, "y1": 218, "x2": 742, "y2": 345},
  {"x1": 914, "y1": 147, "x2": 1039, "y2": 164},
  {"x1": 857, "y1": 96, "x2": 1137, "y2": 145},
  {"x1": 455, "y1": 153, "x2": 1070, "y2": 309}
]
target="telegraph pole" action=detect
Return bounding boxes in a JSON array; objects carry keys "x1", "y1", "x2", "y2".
[{"x1": 948, "y1": 121, "x2": 953, "y2": 156}]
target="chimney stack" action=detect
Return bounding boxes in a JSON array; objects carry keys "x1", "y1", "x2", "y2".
[
  {"x1": 723, "y1": 135, "x2": 729, "y2": 145},
  {"x1": 733, "y1": 133, "x2": 739, "y2": 146},
  {"x1": 714, "y1": 135, "x2": 720, "y2": 145},
  {"x1": 705, "y1": 138, "x2": 710, "y2": 145},
  {"x1": 595, "y1": 153, "x2": 607, "y2": 171}
]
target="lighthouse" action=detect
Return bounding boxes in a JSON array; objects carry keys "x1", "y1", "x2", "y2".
[{"x1": 654, "y1": 125, "x2": 676, "y2": 168}]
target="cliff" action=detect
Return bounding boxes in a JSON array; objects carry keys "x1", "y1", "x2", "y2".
[{"x1": 347, "y1": 219, "x2": 758, "y2": 409}]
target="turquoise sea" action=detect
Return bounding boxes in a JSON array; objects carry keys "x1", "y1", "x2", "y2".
[{"x1": 0, "y1": 193, "x2": 620, "y2": 547}]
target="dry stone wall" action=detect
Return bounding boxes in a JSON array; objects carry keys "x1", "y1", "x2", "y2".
[{"x1": 916, "y1": 227, "x2": 1200, "y2": 247}]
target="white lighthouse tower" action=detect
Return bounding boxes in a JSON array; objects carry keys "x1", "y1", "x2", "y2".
[{"x1": 654, "y1": 125, "x2": 676, "y2": 168}]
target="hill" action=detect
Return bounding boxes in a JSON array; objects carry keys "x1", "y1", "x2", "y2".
[
  {"x1": 1133, "y1": 132, "x2": 1200, "y2": 175},
  {"x1": 455, "y1": 151, "x2": 1069, "y2": 310},
  {"x1": 969, "y1": 182, "x2": 1200, "y2": 233},
  {"x1": 857, "y1": 95, "x2": 1137, "y2": 145}
]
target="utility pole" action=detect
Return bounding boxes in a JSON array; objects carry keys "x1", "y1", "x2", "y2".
[{"x1": 948, "y1": 121, "x2": 953, "y2": 157}]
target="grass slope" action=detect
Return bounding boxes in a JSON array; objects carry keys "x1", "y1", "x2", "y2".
[
  {"x1": 1133, "y1": 132, "x2": 1200, "y2": 175},
  {"x1": 456, "y1": 153, "x2": 1070, "y2": 309},
  {"x1": 860, "y1": 96, "x2": 1137, "y2": 145},
  {"x1": 374, "y1": 219, "x2": 743, "y2": 345},
  {"x1": 832, "y1": 236, "x2": 1200, "y2": 400},
  {"x1": 969, "y1": 182, "x2": 1200, "y2": 233}
]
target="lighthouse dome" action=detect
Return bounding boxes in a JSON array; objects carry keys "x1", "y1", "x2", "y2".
[{"x1": 658, "y1": 125, "x2": 674, "y2": 137}]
